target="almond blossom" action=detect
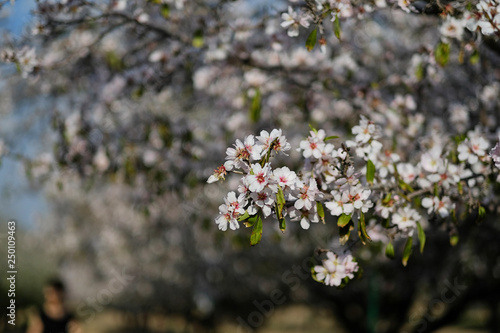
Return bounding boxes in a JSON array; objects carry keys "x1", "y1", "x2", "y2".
[
  {"x1": 422, "y1": 196, "x2": 454, "y2": 218},
  {"x1": 281, "y1": 6, "x2": 311, "y2": 37}
]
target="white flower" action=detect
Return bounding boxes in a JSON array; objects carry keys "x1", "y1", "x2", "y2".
[
  {"x1": 299, "y1": 129, "x2": 326, "y2": 159},
  {"x1": 392, "y1": 206, "x2": 421, "y2": 236},
  {"x1": 420, "y1": 150, "x2": 441, "y2": 173},
  {"x1": 340, "y1": 254, "x2": 359, "y2": 279},
  {"x1": 245, "y1": 163, "x2": 274, "y2": 193},
  {"x1": 93, "y1": 148, "x2": 110, "y2": 172},
  {"x1": 272, "y1": 166, "x2": 297, "y2": 190},
  {"x1": 458, "y1": 133, "x2": 490, "y2": 164},
  {"x1": 426, "y1": 162, "x2": 460, "y2": 189},
  {"x1": 489, "y1": 142, "x2": 500, "y2": 168},
  {"x1": 352, "y1": 116, "x2": 379, "y2": 144},
  {"x1": 422, "y1": 196, "x2": 454, "y2": 218},
  {"x1": 288, "y1": 205, "x2": 319, "y2": 230},
  {"x1": 397, "y1": 0, "x2": 412, "y2": 13},
  {"x1": 207, "y1": 163, "x2": 229, "y2": 183},
  {"x1": 397, "y1": 163, "x2": 417, "y2": 184},
  {"x1": 325, "y1": 191, "x2": 354, "y2": 216},
  {"x1": 294, "y1": 178, "x2": 322, "y2": 210},
  {"x1": 439, "y1": 17, "x2": 466, "y2": 41},
  {"x1": 313, "y1": 252, "x2": 354, "y2": 287},
  {"x1": 281, "y1": 6, "x2": 311, "y2": 37},
  {"x1": 17, "y1": 47, "x2": 38, "y2": 78},
  {"x1": 314, "y1": 143, "x2": 338, "y2": 174},
  {"x1": 335, "y1": 166, "x2": 360, "y2": 191},
  {"x1": 225, "y1": 135, "x2": 261, "y2": 171},
  {"x1": 215, "y1": 191, "x2": 246, "y2": 231},
  {"x1": 250, "y1": 188, "x2": 275, "y2": 217},
  {"x1": 376, "y1": 150, "x2": 399, "y2": 178},
  {"x1": 257, "y1": 129, "x2": 291, "y2": 156}
]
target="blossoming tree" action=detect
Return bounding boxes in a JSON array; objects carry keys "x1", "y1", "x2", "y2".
[{"x1": 2, "y1": 0, "x2": 500, "y2": 331}]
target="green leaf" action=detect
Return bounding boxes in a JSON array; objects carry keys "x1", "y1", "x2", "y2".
[
  {"x1": 192, "y1": 30, "x2": 204, "y2": 48},
  {"x1": 333, "y1": 14, "x2": 341, "y2": 40},
  {"x1": 277, "y1": 186, "x2": 286, "y2": 209},
  {"x1": 357, "y1": 212, "x2": 371, "y2": 245},
  {"x1": 450, "y1": 233, "x2": 459, "y2": 246},
  {"x1": 249, "y1": 89, "x2": 261, "y2": 123},
  {"x1": 325, "y1": 135, "x2": 339, "y2": 141},
  {"x1": 366, "y1": 160, "x2": 375, "y2": 184},
  {"x1": 478, "y1": 205, "x2": 486, "y2": 218},
  {"x1": 279, "y1": 216, "x2": 286, "y2": 233},
  {"x1": 317, "y1": 202, "x2": 325, "y2": 224},
  {"x1": 435, "y1": 42, "x2": 450, "y2": 67},
  {"x1": 250, "y1": 215, "x2": 263, "y2": 246},
  {"x1": 416, "y1": 222, "x2": 426, "y2": 254},
  {"x1": 339, "y1": 221, "x2": 353, "y2": 245},
  {"x1": 385, "y1": 242, "x2": 395, "y2": 259},
  {"x1": 402, "y1": 237, "x2": 413, "y2": 267},
  {"x1": 308, "y1": 124, "x2": 318, "y2": 134},
  {"x1": 305, "y1": 27, "x2": 318, "y2": 51},
  {"x1": 470, "y1": 49, "x2": 480, "y2": 65},
  {"x1": 161, "y1": 4, "x2": 170, "y2": 18},
  {"x1": 243, "y1": 214, "x2": 258, "y2": 228},
  {"x1": 237, "y1": 211, "x2": 250, "y2": 222},
  {"x1": 276, "y1": 186, "x2": 286, "y2": 232},
  {"x1": 415, "y1": 63, "x2": 424, "y2": 81},
  {"x1": 337, "y1": 213, "x2": 352, "y2": 228}
]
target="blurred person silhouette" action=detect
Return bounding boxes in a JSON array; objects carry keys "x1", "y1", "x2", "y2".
[{"x1": 26, "y1": 278, "x2": 81, "y2": 333}]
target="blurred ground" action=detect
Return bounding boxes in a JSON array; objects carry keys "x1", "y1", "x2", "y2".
[{"x1": 79, "y1": 304, "x2": 489, "y2": 333}]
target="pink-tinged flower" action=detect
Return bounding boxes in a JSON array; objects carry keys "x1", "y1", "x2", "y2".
[
  {"x1": 257, "y1": 129, "x2": 291, "y2": 156},
  {"x1": 347, "y1": 185, "x2": 373, "y2": 213},
  {"x1": 243, "y1": 135, "x2": 263, "y2": 161},
  {"x1": 490, "y1": 142, "x2": 500, "y2": 168},
  {"x1": 207, "y1": 164, "x2": 228, "y2": 183},
  {"x1": 458, "y1": 131, "x2": 490, "y2": 164},
  {"x1": 215, "y1": 191, "x2": 246, "y2": 231},
  {"x1": 422, "y1": 196, "x2": 454, "y2": 218},
  {"x1": 223, "y1": 191, "x2": 247, "y2": 214},
  {"x1": 299, "y1": 129, "x2": 326, "y2": 159},
  {"x1": 272, "y1": 166, "x2": 297, "y2": 190},
  {"x1": 340, "y1": 254, "x2": 359, "y2": 279},
  {"x1": 250, "y1": 188, "x2": 275, "y2": 217},
  {"x1": 225, "y1": 139, "x2": 251, "y2": 171},
  {"x1": 294, "y1": 178, "x2": 322, "y2": 210},
  {"x1": 281, "y1": 6, "x2": 311, "y2": 37},
  {"x1": 426, "y1": 162, "x2": 460, "y2": 189},
  {"x1": 245, "y1": 163, "x2": 274, "y2": 193},
  {"x1": 215, "y1": 205, "x2": 238, "y2": 231}
]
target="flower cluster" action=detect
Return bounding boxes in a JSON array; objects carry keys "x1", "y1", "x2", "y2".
[
  {"x1": 1, "y1": 47, "x2": 39, "y2": 78},
  {"x1": 210, "y1": 114, "x2": 500, "y2": 287},
  {"x1": 313, "y1": 251, "x2": 359, "y2": 287}
]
